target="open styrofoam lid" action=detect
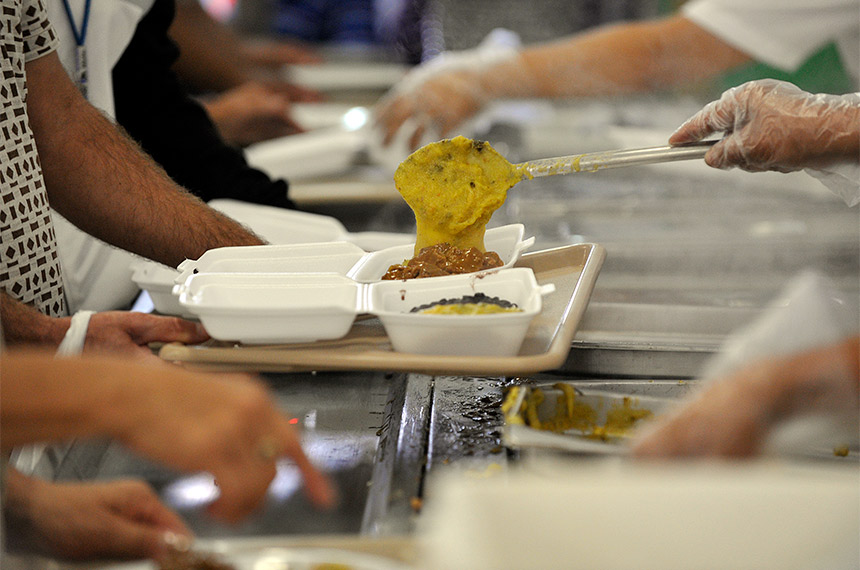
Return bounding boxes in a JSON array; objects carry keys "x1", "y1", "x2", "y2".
[{"x1": 174, "y1": 224, "x2": 533, "y2": 288}]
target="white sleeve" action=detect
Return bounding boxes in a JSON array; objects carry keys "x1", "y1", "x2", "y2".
[{"x1": 682, "y1": 0, "x2": 859, "y2": 72}]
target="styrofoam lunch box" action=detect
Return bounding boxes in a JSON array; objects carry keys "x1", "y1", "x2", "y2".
[
  {"x1": 173, "y1": 223, "x2": 533, "y2": 288},
  {"x1": 138, "y1": 223, "x2": 532, "y2": 316},
  {"x1": 130, "y1": 260, "x2": 186, "y2": 316},
  {"x1": 177, "y1": 267, "x2": 555, "y2": 355}
]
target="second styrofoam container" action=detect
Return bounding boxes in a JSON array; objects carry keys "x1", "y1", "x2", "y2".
[
  {"x1": 130, "y1": 260, "x2": 184, "y2": 315},
  {"x1": 370, "y1": 268, "x2": 553, "y2": 356},
  {"x1": 347, "y1": 224, "x2": 533, "y2": 282},
  {"x1": 173, "y1": 241, "x2": 367, "y2": 286}
]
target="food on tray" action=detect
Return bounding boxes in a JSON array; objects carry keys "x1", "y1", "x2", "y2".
[
  {"x1": 394, "y1": 136, "x2": 526, "y2": 254},
  {"x1": 505, "y1": 383, "x2": 653, "y2": 441},
  {"x1": 410, "y1": 292, "x2": 523, "y2": 315},
  {"x1": 381, "y1": 242, "x2": 503, "y2": 280}
]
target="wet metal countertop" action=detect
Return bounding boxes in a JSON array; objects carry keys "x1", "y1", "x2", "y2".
[{"x1": 52, "y1": 97, "x2": 860, "y2": 541}]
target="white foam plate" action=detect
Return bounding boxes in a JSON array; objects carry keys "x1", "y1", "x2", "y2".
[
  {"x1": 208, "y1": 199, "x2": 413, "y2": 250},
  {"x1": 178, "y1": 267, "x2": 553, "y2": 351},
  {"x1": 96, "y1": 543, "x2": 408, "y2": 570}
]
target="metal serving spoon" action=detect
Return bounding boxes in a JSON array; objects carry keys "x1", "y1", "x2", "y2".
[{"x1": 518, "y1": 139, "x2": 718, "y2": 178}]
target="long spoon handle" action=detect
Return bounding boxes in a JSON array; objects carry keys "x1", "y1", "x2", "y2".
[{"x1": 518, "y1": 140, "x2": 718, "y2": 178}]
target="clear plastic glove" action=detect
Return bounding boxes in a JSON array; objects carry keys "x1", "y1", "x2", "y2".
[
  {"x1": 631, "y1": 336, "x2": 859, "y2": 458},
  {"x1": 374, "y1": 29, "x2": 521, "y2": 150},
  {"x1": 631, "y1": 271, "x2": 859, "y2": 459},
  {"x1": 670, "y1": 79, "x2": 860, "y2": 174}
]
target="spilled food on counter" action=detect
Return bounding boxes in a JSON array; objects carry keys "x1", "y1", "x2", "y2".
[{"x1": 502, "y1": 383, "x2": 659, "y2": 454}]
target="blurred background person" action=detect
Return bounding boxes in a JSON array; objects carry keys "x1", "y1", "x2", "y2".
[
  {"x1": 170, "y1": 0, "x2": 325, "y2": 146},
  {"x1": 374, "y1": 0, "x2": 858, "y2": 149}
]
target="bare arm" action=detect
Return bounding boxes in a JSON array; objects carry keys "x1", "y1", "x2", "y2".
[
  {"x1": 169, "y1": 0, "x2": 250, "y2": 92},
  {"x1": 1, "y1": 349, "x2": 335, "y2": 521},
  {"x1": 0, "y1": 291, "x2": 210, "y2": 356},
  {"x1": 376, "y1": 15, "x2": 752, "y2": 145},
  {"x1": 484, "y1": 15, "x2": 752, "y2": 99},
  {"x1": 25, "y1": 52, "x2": 265, "y2": 267}
]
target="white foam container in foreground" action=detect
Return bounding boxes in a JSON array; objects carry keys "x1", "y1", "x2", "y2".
[
  {"x1": 370, "y1": 270, "x2": 549, "y2": 356},
  {"x1": 177, "y1": 267, "x2": 553, "y2": 352},
  {"x1": 178, "y1": 273, "x2": 361, "y2": 344}
]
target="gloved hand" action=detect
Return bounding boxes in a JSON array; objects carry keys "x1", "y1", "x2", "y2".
[
  {"x1": 630, "y1": 336, "x2": 859, "y2": 458},
  {"x1": 374, "y1": 29, "x2": 521, "y2": 150},
  {"x1": 670, "y1": 79, "x2": 860, "y2": 173}
]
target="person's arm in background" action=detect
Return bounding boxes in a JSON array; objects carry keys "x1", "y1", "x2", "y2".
[
  {"x1": 26, "y1": 51, "x2": 265, "y2": 268},
  {"x1": 1, "y1": 349, "x2": 336, "y2": 523},
  {"x1": 0, "y1": 292, "x2": 209, "y2": 358},
  {"x1": 168, "y1": 0, "x2": 322, "y2": 145},
  {"x1": 112, "y1": 0, "x2": 297, "y2": 203},
  {"x1": 169, "y1": 0, "x2": 321, "y2": 94},
  {"x1": 376, "y1": 14, "x2": 751, "y2": 147},
  {"x1": 631, "y1": 336, "x2": 860, "y2": 458}
]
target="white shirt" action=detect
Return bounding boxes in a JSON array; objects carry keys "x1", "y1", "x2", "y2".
[
  {"x1": 683, "y1": 0, "x2": 860, "y2": 86},
  {"x1": 45, "y1": 0, "x2": 154, "y2": 117},
  {"x1": 45, "y1": 0, "x2": 155, "y2": 312}
]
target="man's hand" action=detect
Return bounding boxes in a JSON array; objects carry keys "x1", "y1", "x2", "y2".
[
  {"x1": 84, "y1": 312, "x2": 210, "y2": 359},
  {"x1": 202, "y1": 82, "x2": 307, "y2": 147},
  {"x1": 5, "y1": 471, "x2": 191, "y2": 561},
  {"x1": 113, "y1": 365, "x2": 337, "y2": 522}
]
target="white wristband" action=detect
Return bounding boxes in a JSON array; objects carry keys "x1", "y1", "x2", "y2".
[{"x1": 56, "y1": 310, "x2": 95, "y2": 357}]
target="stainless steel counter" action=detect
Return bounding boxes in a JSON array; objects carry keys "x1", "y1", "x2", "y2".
[{"x1": 51, "y1": 97, "x2": 860, "y2": 543}]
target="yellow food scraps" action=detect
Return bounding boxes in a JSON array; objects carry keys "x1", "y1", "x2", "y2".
[
  {"x1": 504, "y1": 383, "x2": 653, "y2": 441},
  {"x1": 419, "y1": 303, "x2": 523, "y2": 315},
  {"x1": 394, "y1": 136, "x2": 527, "y2": 254}
]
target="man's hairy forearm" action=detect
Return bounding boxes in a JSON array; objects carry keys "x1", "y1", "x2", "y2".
[{"x1": 25, "y1": 53, "x2": 264, "y2": 267}]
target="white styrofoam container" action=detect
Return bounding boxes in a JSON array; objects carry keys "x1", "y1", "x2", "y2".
[
  {"x1": 173, "y1": 241, "x2": 367, "y2": 286},
  {"x1": 144, "y1": 223, "x2": 533, "y2": 317},
  {"x1": 177, "y1": 273, "x2": 361, "y2": 344},
  {"x1": 177, "y1": 267, "x2": 553, "y2": 351},
  {"x1": 346, "y1": 224, "x2": 533, "y2": 283},
  {"x1": 129, "y1": 260, "x2": 184, "y2": 316},
  {"x1": 208, "y1": 199, "x2": 414, "y2": 251},
  {"x1": 370, "y1": 269, "x2": 552, "y2": 356}
]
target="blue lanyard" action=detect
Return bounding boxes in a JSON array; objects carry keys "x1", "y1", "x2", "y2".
[
  {"x1": 61, "y1": 0, "x2": 91, "y2": 46},
  {"x1": 61, "y1": 0, "x2": 92, "y2": 98}
]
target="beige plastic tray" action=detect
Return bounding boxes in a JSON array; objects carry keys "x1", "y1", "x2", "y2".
[{"x1": 158, "y1": 243, "x2": 605, "y2": 375}]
